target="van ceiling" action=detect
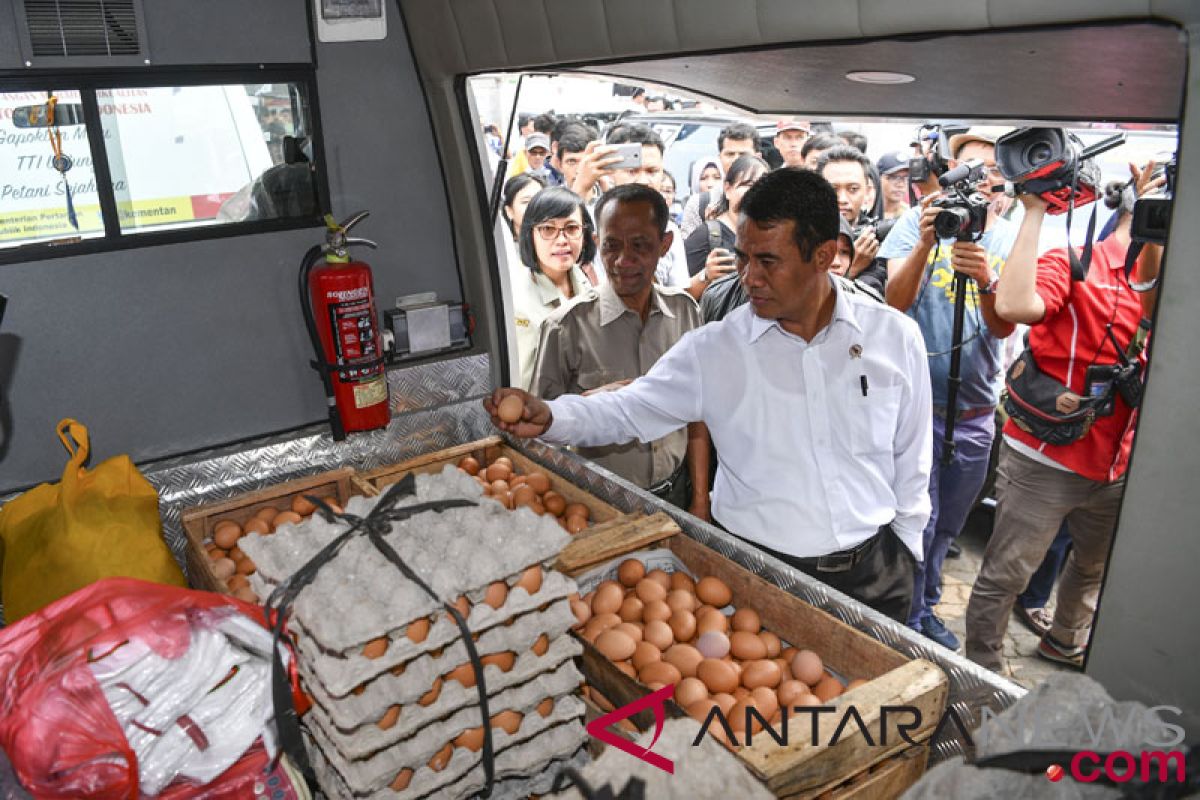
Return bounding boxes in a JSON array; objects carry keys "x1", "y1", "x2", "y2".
[{"x1": 575, "y1": 22, "x2": 1184, "y2": 122}]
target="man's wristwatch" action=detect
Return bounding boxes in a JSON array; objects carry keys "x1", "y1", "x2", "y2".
[{"x1": 977, "y1": 272, "x2": 1000, "y2": 295}]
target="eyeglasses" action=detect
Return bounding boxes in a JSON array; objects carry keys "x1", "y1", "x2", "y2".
[
  {"x1": 883, "y1": 172, "x2": 909, "y2": 183},
  {"x1": 534, "y1": 222, "x2": 585, "y2": 241}
]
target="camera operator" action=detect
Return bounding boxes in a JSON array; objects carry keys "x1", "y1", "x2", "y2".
[
  {"x1": 965, "y1": 162, "x2": 1164, "y2": 672},
  {"x1": 816, "y1": 146, "x2": 891, "y2": 295},
  {"x1": 876, "y1": 127, "x2": 1018, "y2": 651}
]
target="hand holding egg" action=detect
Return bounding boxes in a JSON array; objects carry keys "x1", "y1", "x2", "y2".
[{"x1": 484, "y1": 388, "x2": 552, "y2": 438}]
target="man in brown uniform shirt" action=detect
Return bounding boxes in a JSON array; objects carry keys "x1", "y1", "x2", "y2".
[{"x1": 530, "y1": 184, "x2": 711, "y2": 516}]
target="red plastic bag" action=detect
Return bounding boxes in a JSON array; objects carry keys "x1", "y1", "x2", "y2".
[{"x1": 0, "y1": 577, "x2": 276, "y2": 799}]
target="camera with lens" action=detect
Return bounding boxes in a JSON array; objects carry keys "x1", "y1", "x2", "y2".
[
  {"x1": 931, "y1": 160, "x2": 989, "y2": 241},
  {"x1": 995, "y1": 127, "x2": 1125, "y2": 215},
  {"x1": 853, "y1": 215, "x2": 897, "y2": 245},
  {"x1": 907, "y1": 123, "x2": 966, "y2": 183},
  {"x1": 1131, "y1": 156, "x2": 1176, "y2": 245}
]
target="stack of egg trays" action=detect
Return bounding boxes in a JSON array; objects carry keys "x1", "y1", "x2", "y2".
[{"x1": 240, "y1": 467, "x2": 588, "y2": 798}]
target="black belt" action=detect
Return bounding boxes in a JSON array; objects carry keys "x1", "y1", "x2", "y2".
[
  {"x1": 647, "y1": 462, "x2": 687, "y2": 498},
  {"x1": 933, "y1": 405, "x2": 994, "y2": 422},
  {"x1": 787, "y1": 527, "x2": 886, "y2": 573}
]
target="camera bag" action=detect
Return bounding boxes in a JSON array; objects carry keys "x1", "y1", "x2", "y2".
[{"x1": 1002, "y1": 348, "x2": 1107, "y2": 446}]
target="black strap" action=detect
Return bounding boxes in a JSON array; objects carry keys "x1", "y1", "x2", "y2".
[
  {"x1": 1065, "y1": 158, "x2": 1099, "y2": 282},
  {"x1": 308, "y1": 355, "x2": 387, "y2": 380},
  {"x1": 264, "y1": 475, "x2": 498, "y2": 797}
]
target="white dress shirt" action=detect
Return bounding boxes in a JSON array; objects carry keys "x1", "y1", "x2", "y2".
[{"x1": 542, "y1": 277, "x2": 933, "y2": 560}]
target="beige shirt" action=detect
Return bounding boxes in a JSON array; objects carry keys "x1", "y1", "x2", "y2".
[
  {"x1": 531, "y1": 281, "x2": 701, "y2": 488},
  {"x1": 510, "y1": 261, "x2": 591, "y2": 390}
]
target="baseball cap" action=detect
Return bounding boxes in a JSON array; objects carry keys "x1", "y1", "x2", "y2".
[
  {"x1": 525, "y1": 132, "x2": 550, "y2": 152},
  {"x1": 947, "y1": 126, "x2": 1009, "y2": 158},
  {"x1": 876, "y1": 151, "x2": 908, "y2": 176},
  {"x1": 776, "y1": 118, "x2": 811, "y2": 134}
]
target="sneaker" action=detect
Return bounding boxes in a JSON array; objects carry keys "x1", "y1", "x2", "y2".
[
  {"x1": 946, "y1": 541, "x2": 963, "y2": 558},
  {"x1": 1015, "y1": 605, "x2": 1054, "y2": 637},
  {"x1": 920, "y1": 613, "x2": 961, "y2": 651},
  {"x1": 1037, "y1": 635, "x2": 1086, "y2": 669}
]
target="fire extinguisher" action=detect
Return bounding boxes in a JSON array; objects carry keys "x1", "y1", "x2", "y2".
[{"x1": 299, "y1": 211, "x2": 390, "y2": 440}]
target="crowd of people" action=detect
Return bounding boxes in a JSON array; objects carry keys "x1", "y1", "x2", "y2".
[{"x1": 486, "y1": 105, "x2": 1168, "y2": 678}]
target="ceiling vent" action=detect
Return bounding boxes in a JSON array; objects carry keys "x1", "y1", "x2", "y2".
[{"x1": 18, "y1": 0, "x2": 148, "y2": 65}]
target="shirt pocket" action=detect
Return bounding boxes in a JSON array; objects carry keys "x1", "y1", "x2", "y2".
[{"x1": 848, "y1": 383, "x2": 904, "y2": 456}]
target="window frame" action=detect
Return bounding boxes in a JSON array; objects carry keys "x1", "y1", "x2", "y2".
[{"x1": 0, "y1": 64, "x2": 330, "y2": 265}]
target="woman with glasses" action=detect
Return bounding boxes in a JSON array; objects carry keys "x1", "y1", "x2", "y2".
[
  {"x1": 511, "y1": 187, "x2": 596, "y2": 390},
  {"x1": 683, "y1": 154, "x2": 769, "y2": 279}
]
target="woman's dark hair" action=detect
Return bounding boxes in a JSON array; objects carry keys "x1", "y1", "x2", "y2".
[
  {"x1": 501, "y1": 173, "x2": 545, "y2": 238},
  {"x1": 518, "y1": 187, "x2": 596, "y2": 272},
  {"x1": 1104, "y1": 179, "x2": 1136, "y2": 217},
  {"x1": 707, "y1": 154, "x2": 770, "y2": 218},
  {"x1": 738, "y1": 168, "x2": 840, "y2": 260}
]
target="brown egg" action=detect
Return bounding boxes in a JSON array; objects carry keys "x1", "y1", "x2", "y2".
[
  {"x1": 211, "y1": 558, "x2": 237, "y2": 581},
  {"x1": 696, "y1": 576, "x2": 733, "y2": 607},
  {"x1": 531, "y1": 633, "x2": 550, "y2": 656},
  {"x1": 665, "y1": 590, "x2": 697, "y2": 615},
  {"x1": 570, "y1": 599, "x2": 591, "y2": 628},
  {"x1": 489, "y1": 479, "x2": 511, "y2": 496},
  {"x1": 696, "y1": 608, "x2": 729, "y2": 635},
  {"x1": 482, "y1": 651, "x2": 516, "y2": 672},
  {"x1": 512, "y1": 485, "x2": 538, "y2": 508},
  {"x1": 642, "y1": 620, "x2": 674, "y2": 651},
  {"x1": 492, "y1": 456, "x2": 513, "y2": 470},
  {"x1": 213, "y1": 523, "x2": 241, "y2": 550},
  {"x1": 615, "y1": 660, "x2": 637, "y2": 678},
  {"x1": 774, "y1": 658, "x2": 793, "y2": 682},
  {"x1": 635, "y1": 578, "x2": 667, "y2": 604},
  {"x1": 741, "y1": 659, "x2": 782, "y2": 690},
  {"x1": 447, "y1": 594, "x2": 471, "y2": 622},
  {"x1": 591, "y1": 581, "x2": 624, "y2": 615},
  {"x1": 595, "y1": 629, "x2": 637, "y2": 662},
  {"x1": 377, "y1": 704, "x2": 402, "y2": 730},
  {"x1": 482, "y1": 580, "x2": 509, "y2": 610},
  {"x1": 686, "y1": 698, "x2": 722, "y2": 724},
  {"x1": 675, "y1": 676, "x2": 709, "y2": 708},
  {"x1": 642, "y1": 600, "x2": 672, "y2": 624},
  {"x1": 617, "y1": 596, "x2": 644, "y2": 623},
  {"x1": 730, "y1": 608, "x2": 761, "y2": 634},
  {"x1": 516, "y1": 565, "x2": 543, "y2": 596},
  {"x1": 713, "y1": 692, "x2": 737, "y2": 715},
  {"x1": 227, "y1": 573, "x2": 250, "y2": 592},
  {"x1": 446, "y1": 662, "x2": 477, "y2": 688},
  {"x1": 668, "y1": 609, "x2": 697, "y2": 642},
  {"x1": 390, "y1": 769, "x2": 414, "y2": 792},
  {"x1": 794, "y1": 692, "x2": 823, "y2": 707},
  {"x1": 791, "y1": 650, "x2": 824, "y2": 686},
  {"x1": 485, "y1": 463, "x2": 512, "y2": 483},
  {"x1": 616, "y1": 559, "x2": 646, "y2": 588},
  {"x1": 418, "y1": 676, "x2": 443, "y2": 706},
  {"x1": 228, "y1": 545, "x2": 246, "y2": 562},
  {"x1": 563, "y1": 503, "x2": 590, "y2": 521},
  {"x1": 454, "y1": 726, "x2": 485, "y2": 752},
  {"x1": 759, "y1": 631, "x2": 782, "y2": 658},
  {"x1": 290, "y1": 494, "x2": 318, "y2": 516},
  {"x1": 243, "y1": 517, "x2": 270, "y2": 537},
  {"x1": 236, "y1": 557, "x2": 256, "y2": 575},
  {"x1": 233, "y1": 586, "x2": 259, "y2": 604},
  {"x1": 778, "y1": 679, "x2": 810, "y2": 707},
  {"x1": 670, "y1": 571, "x2": 697, "y2": 593},
  {"x1": 847, "y1": 678, "x2": 869, "y2": 691},
  {"x1": 751, "y1": 686, "x2": 779, "y2": 720},
  {"x1": 663, "y1": 644, "x2": 704, "y2": 678},
  {"x1": 206, "y1": 545, "x2": 227, "y2": 560},
  {"x1": 407, "y1": 617, "x2": 431, "y2": 644},
  {"x1": 566, "y1": 516, "x2": 588, "y2": 534},
  {"x1": 491, "y1": 709, "x2": 523, "y2": 735},
  {"x1": 542, "y1": 492, "x2": 566, "y2": 516},
  {"x1": 730, "y1": 630, "x2": 768, "y2": 661},
  {"x1": 614, "y1": 622, "x2": 643, "y2": 643},
  {"x1": 582, "y1": 613, "x2": 622, "y2": 643},
  {"x1": 509, "y1": 474, "x2": 528, "y2": 489},
  {"x1": 536, "y1": 697, "x2": 555, "y2": 717},
  {"x1": 641, "y1": 568, "x2": 667, "y2": 589},
  {"x1": 458, "y1": 456, "x2": 481, "y2": 475},
  {"x1": 497, "y1": 394, "x2": 525, "y2": 423},
  {"x1": 639, "y1": 660, "x2": 682, "y2": 687},
  {"x1": 428, "y1": 742, "x2": 454, "y2": 772},
  {"x1": 729, "y1": 698, "x2": 764, "y2": 734},
  {"x1": 525, "y1": 472, "x2": 551, "y2": 494},
  {"x1": 813, "y1": 675, "x2": 844, "y2": 702},
  {"x1": 697, "y1": 658, "x2": 739, "y2": 694},
  {"x1": 631, "y1": 641, "x2": 662, "y2": 670},
  {"x1": 782, "y1": 646, "x2": 799, "y2": 662}
]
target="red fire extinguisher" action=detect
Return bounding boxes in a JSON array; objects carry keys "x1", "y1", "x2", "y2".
[{"x1": 299, "y1": 211, "x2": 390, "y2": 440}]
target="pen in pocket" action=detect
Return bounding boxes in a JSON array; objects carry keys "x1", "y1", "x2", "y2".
[{"x1": 860, "y1": 375, "x2": 869, "y2": 397}]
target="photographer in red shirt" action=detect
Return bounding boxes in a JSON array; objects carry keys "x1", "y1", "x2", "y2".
[{"x1": 965, "y1": 163, "x2": 1165, "y2": 672}]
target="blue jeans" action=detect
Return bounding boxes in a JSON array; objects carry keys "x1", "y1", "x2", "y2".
[
  {"x1": 909, "y1": 410, "x2": 996, "y2": 628},
  {"x1": 1017, "y1": 521, "x2": 1072, "y2": 609}
]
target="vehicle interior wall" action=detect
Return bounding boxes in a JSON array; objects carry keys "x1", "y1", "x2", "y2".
[
  {"x1": 400, "y1": 0, "x2": 1200, "y2": 739},
  {"x1": 0, "y1": 0, "x2": 473, "y2": 492}
]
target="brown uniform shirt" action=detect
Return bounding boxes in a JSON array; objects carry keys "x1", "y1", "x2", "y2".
[{"x1": 531, "y1": 281, "x2": 701, "y2": 488}]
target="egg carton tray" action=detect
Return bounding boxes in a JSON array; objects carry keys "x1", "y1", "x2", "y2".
[
  {"x1": 307, "y1": 628, "x2": 582, "y2": 759},
  {"x1": 238, "y1": 466, "x2": 570, "y2": 653},
  {"x1": 284, "y1": 570, "x2": 577, "y2": 698},
  {"x1": 307, "y1": 665, "x2": 585, "y2": 797}
]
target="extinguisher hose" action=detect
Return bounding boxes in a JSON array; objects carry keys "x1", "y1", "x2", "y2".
[{"x1": 299, "y1": 244, "x2": 347, "y2": 442}]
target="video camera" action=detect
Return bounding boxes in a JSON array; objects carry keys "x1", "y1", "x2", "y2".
[
  {"x1": 907, "y1": 124, "x2": 966, "y2": 183},
  {"x1": 931, "y1": 160, "x2": 990, "y2": 241},
  {"x1": 994, "y1": 127, "x2": 1126, "y2": 215},
  {"x1": 1131, "y1": 156, "x2": 1176, "y2": 245}
]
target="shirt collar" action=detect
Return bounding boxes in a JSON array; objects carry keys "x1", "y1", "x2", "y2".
[
  {"x1": 598, "y1": 281, "x2": 675, "y2": 326},
  {"x1": 532, "y1": 266, "x2": 587, "y2": 307},
  {"x1": 747, "y1": 275, "x2": 863, "y2": 343}
]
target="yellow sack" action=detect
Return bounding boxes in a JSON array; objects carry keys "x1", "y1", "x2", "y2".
[{"x1": 0, "y1": 419, "x2": 186, "y2": 622}]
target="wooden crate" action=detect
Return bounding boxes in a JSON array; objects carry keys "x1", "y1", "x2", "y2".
[
  {"x1": 575, "y1": 534, "x2": 948, "y2": 799},
  {"x1": 181, "y1": 468, "x2": 356, "y2": 593}
]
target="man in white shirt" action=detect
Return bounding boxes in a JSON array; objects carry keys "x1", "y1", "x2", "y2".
[{"x1": 486, "y1": 169, "x2": 932, "y2": 621}]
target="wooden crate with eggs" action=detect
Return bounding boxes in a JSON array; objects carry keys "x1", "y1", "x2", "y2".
[
  {"x1": 572, "y1": 534, "x2": 948, "y2": 799},
  {"x1": 180, "y1": 467, "x2": 357, "y2": 601}
]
